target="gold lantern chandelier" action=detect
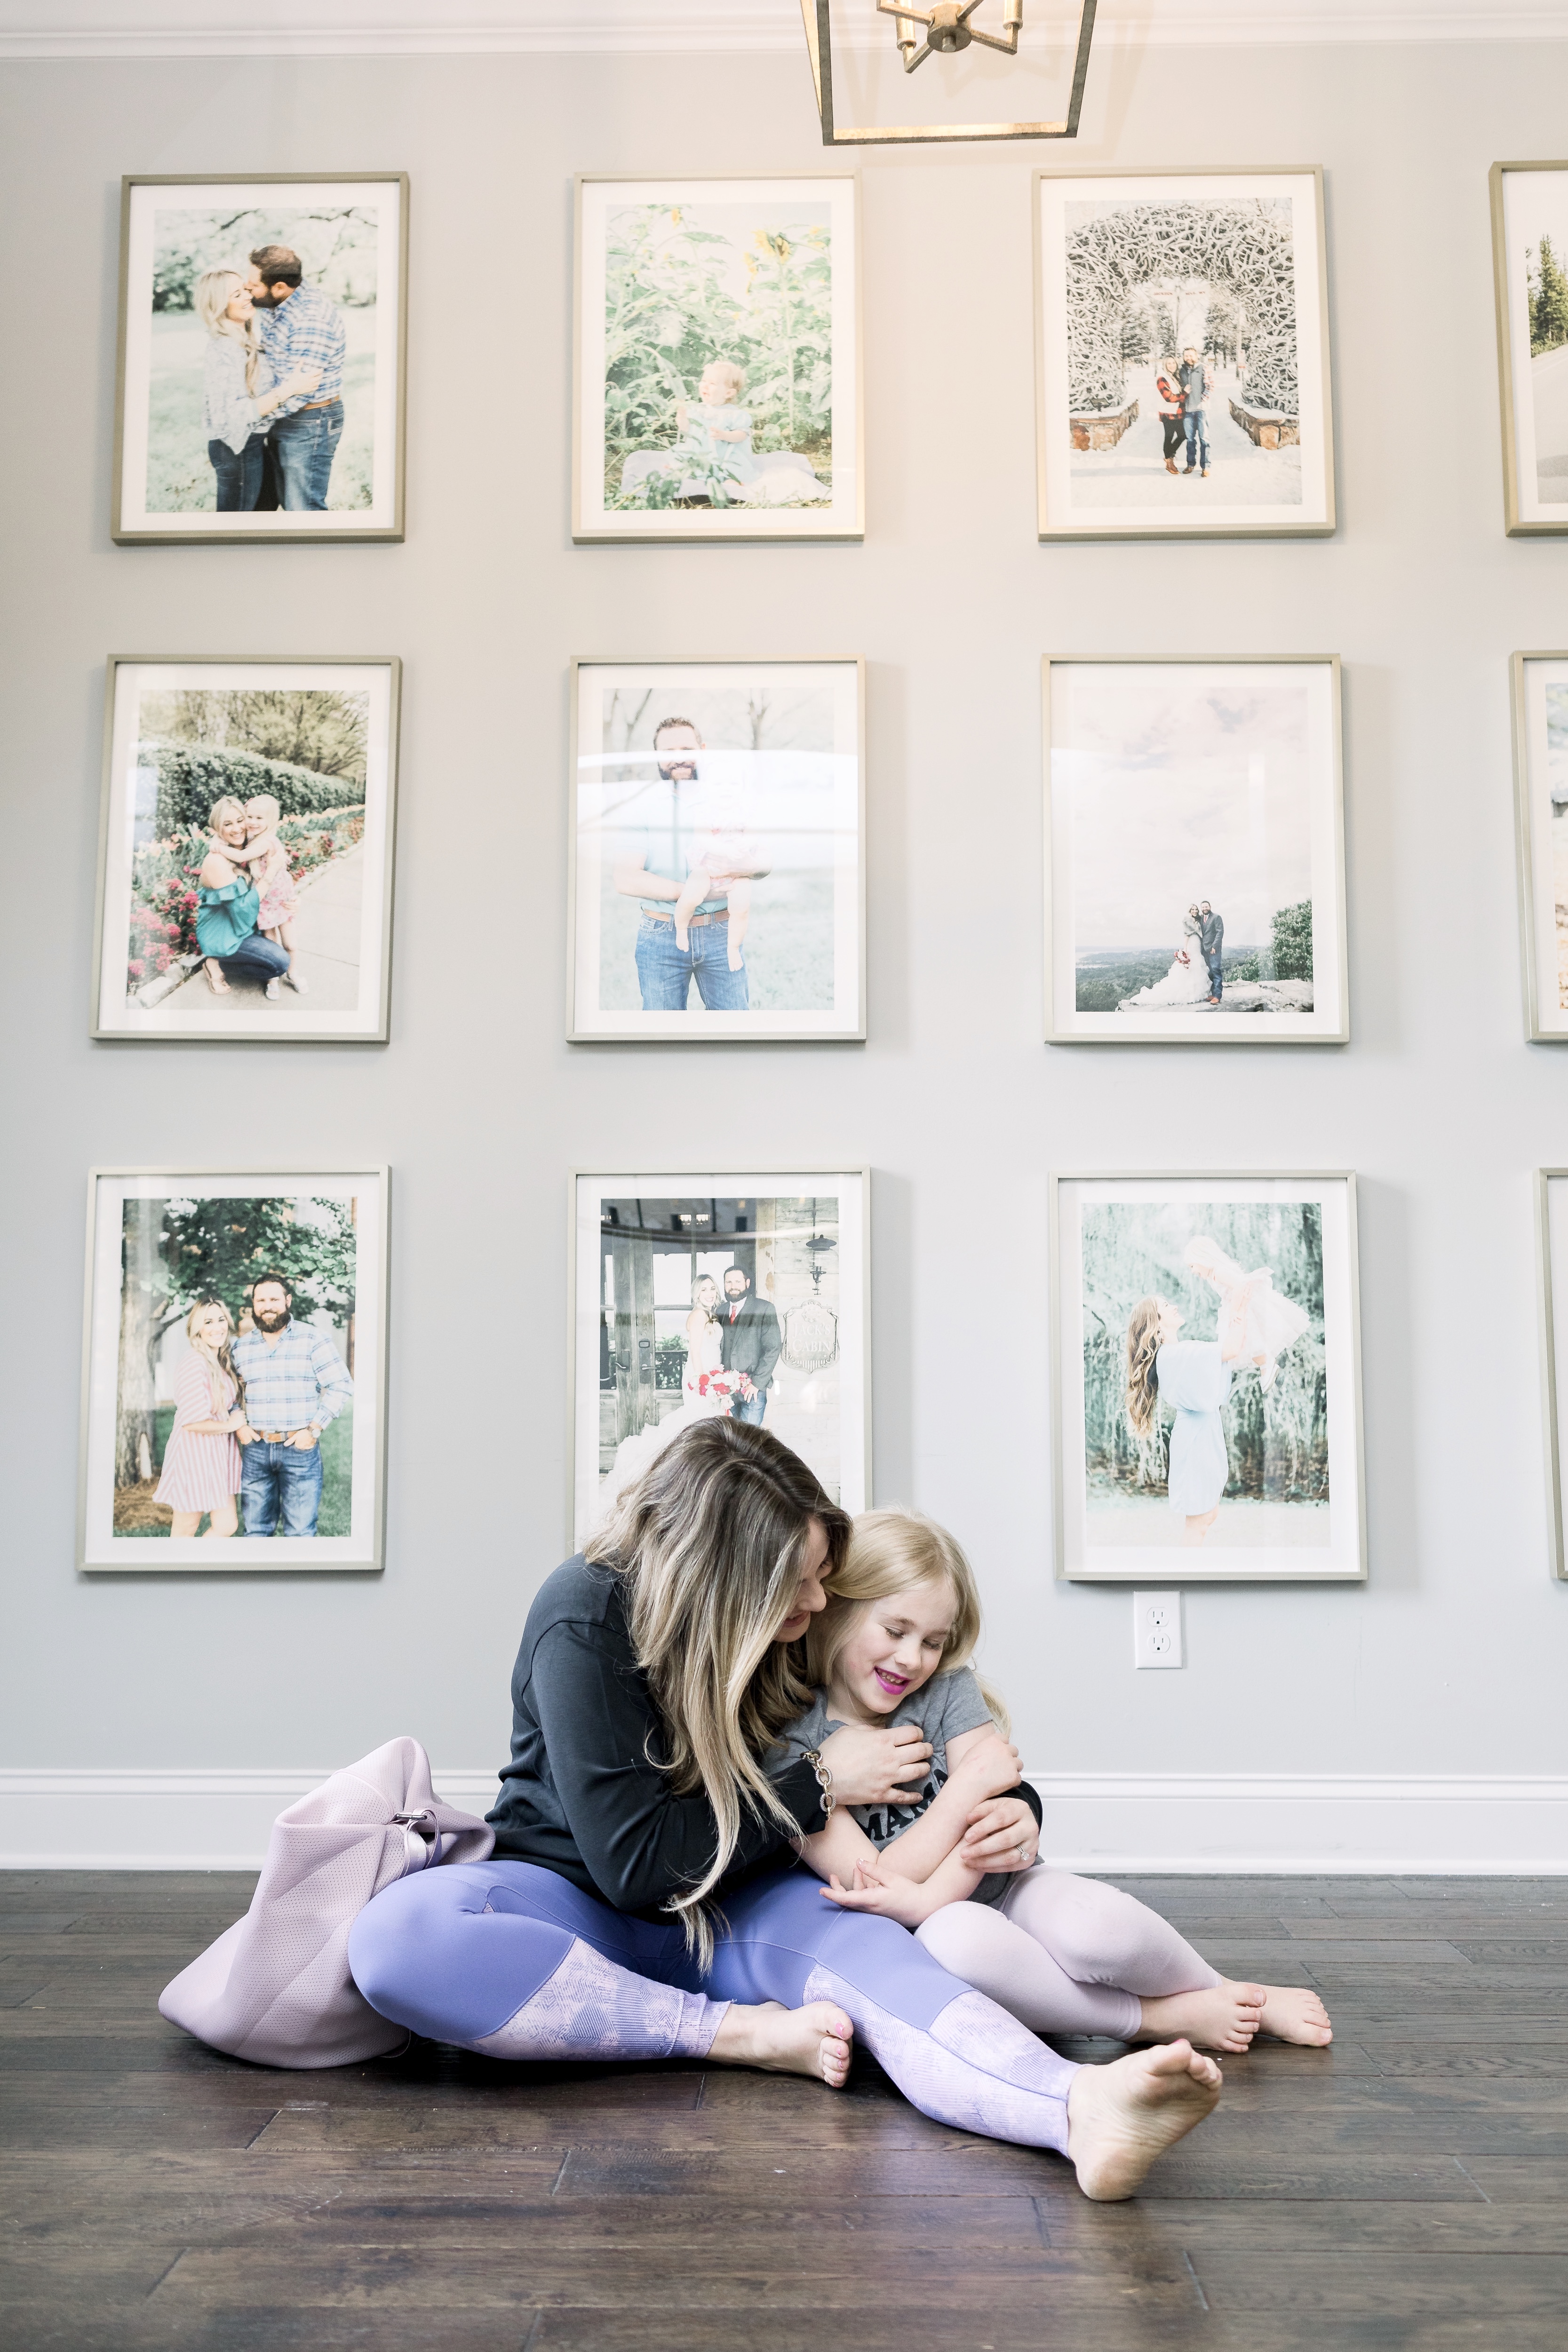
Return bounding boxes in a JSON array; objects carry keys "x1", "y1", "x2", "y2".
[{"x1": 800, "y1": 0, "x2": 1097, "y2": 146}]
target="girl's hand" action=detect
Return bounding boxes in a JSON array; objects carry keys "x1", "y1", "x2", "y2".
[
  {"x1": 815, "y1": 1721, "x2": 932, "y2": 1807},
  {"x1": 957, "y1": 1794, "x2": 1038, "y2": 1874},
  {"x1": 819, "y1": 1861, "x2": 930, "y2": 1930}
]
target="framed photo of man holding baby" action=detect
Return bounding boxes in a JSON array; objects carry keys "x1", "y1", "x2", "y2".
[
  {"x1": 112, "y1": 173, "x2": 408, "y2": 544},
  {"x1": 90, "y1": 657, "x2": 400, "y2": 1042},
  {"x1": 570, "y1": 1170, "x2": 870, "y2": 1549},
  {"x1": 568, "y1": 659, "x2": 866, "y2": 1040},
  {"x1": 573, "y1": 174, "x2": 862, "y2": 542},
  {"x1": 1051, "y1": 1172, "x2": 1366, "y2": 1583},
  {"x1": 79, "y1": 1167, "x2": 389, "y2": 1573}
]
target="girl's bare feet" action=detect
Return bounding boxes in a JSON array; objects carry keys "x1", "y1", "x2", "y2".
[
  {"x1": 1065, "y1": 2039, "x2": 1222, "y2": 2202},
  {"x1": 1257, "y1": 1985, "x2": 1333, "y2": 2045},
  {"x1": 707, "y1": 1999, "x2": 852, "y2": 2088},
  {"x1": 1137, "y1": 1980, "x2": 1265, "y2": 2054}
]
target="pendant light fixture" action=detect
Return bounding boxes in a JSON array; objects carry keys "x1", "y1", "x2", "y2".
[{"x1": 800, "y1": 0, "x2": 1097, "y2": 146}]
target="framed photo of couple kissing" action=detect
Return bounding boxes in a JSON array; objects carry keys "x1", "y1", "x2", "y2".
[
  {"x1": 1034, "y1": 167, "x2": 1336, "y2": 541},
  {"x1": 1044, "y1": 655, "x2": 1348, "y2": 1044},
  {"x1": 112, "y1": 173, "x2": 408, "y2": 544},
  {"x1": 91, "y1": 657, "x2": 401, "y2": 1042},
  {"x1": 570, "y1": 1169, "x2": 870, "y2": 1550},
  {"x1": 79, "y1": 1166, "x2": 390, "y2": 1573},
  {"x1": 573, "y1": 174, "x2": 862, "y2": 542},
  {"x1": 1050, "y1": 1171, "x2": 1366, "y2": 1584},
  {"x1": 568, "y1": 658, "x2": 866, "y2": 1040}
]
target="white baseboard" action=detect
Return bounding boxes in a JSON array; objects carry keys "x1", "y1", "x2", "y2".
[{"x1": 3, "y1": 1769, "x2": 1568, "y2": 1874}]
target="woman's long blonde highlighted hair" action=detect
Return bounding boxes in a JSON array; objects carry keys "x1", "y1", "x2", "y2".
[
  {"x1": 193, "y1": 268, "x2": 263, "y2": 393},
  {"x1": 185, "y1": 1296, "x2": 240, "y2": 1418},
  {"x1": 586, "y1": 1417, "x2": 849, "y2": 1963},
  {"x1": 1126, "y1": 1295, "x2": 1164, "y2": 1440},
  {"x1": 804, "y1": 1508, "x2": 1008, "y2": 1736}
]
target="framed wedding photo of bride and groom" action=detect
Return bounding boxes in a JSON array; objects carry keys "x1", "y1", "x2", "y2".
[
  {"x1": 569, "y1": 1170, "x2": 870, "y2": 1549},
  {"x1": 1044, "y1": 655, "x2": 1349, "y2": 1045},
  {"x1": 567, "y1": 659, "x2": 866, "y2": 1040},
  {"x1": 112, "y1": 173, "x2": 409, "y2": 545},
  {"x1": 1051, "y1": 1172, "x2": 1366, "y2": 1584}
]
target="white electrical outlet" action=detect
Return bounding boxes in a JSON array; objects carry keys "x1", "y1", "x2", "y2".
[{"x1": 1133, "y1": 1590, "x2": 1184, "y2": 1670}]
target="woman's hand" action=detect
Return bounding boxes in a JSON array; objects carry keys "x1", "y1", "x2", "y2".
[
  {"x1": 957, "y1": 1794, "x2": 1038, "y2": 1875},
  {"x1": 819, "y1": 1861, "x2": 931, "y2": 1930},
  {"x1": 947, "y1": 1728, "x2": 1025, "y2": 1803},
  {"x1": 815, "y1": 1720, "x2": 932, "y2": 1807}
]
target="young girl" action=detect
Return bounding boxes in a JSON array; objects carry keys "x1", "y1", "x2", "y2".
[
  {"x1": 782, "y1": 1509, "x2": 1332, "y2": 2054},
  {"x1": 670, "y1": 796, "x2": 756, "y2": 970},
  {"x1": 241, "y1": 795, "x2": 308, "y2": 994},
  {"x1": 1184, "y1": 1235, "x2": 1310, "y2": 1393}
]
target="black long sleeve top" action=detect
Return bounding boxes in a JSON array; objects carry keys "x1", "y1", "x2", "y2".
[{"x1": 486, "y1": 1554, "x2": 1043, "y2": 1918}]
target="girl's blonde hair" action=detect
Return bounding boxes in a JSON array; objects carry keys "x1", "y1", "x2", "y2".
[
  {"x1": 1126, "y1": 1295, "x2": 1164, "y2": 1440},
  {"x1": 586, "y1": 1417, "x2": 849, "y2": 1963},
  {"x1": 193, "y1": 268, "x2": 262, "y2": 392},
  {"x1": 700, "y1": 359, "x2": 746, "y2": 399},
  {"x1": 207, "y1": 795, "x2": 248, "y2": 835},
  {"x1": 185, "y1": 1296, "x2": 239, "y2": 1417},
  {"x1": 244, "y1": 795, "x2": 281, "y2": 826},
  {"x1": 805, "y1": 1507, "x2": 1008, "y2": 1735}
]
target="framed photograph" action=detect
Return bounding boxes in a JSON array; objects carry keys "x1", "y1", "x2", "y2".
[
  {"x1": 568, "y1": 659, "x2": 865, "y2": 1040},
  {"x1": 1489, "y1": 163, "x2": 1568, "y2": 536},
  {"x1": 573, "y1": 175, "x2": 862, "y2": 542},
  {"x1": 1536, "y1": 1170, "x2": 1568, "y2": 1580},
  {"x1": 112, "y1": 174, "x2": 407, "y2": 543},
  {"x1": 1034, "y1": 167, "x2": 1335, "y2": 541},
  {"x1": 79, "y1": 1168, "x2": 389, "y2": 1573},
  {"x1": 570, "y1": 1170, "x2": 870, "y2": 1548},
  {"x1": 1512, "y1": 652, "x2": 1568, "y2": 1039},
  {"x1": 91, "y1": 658, "x2": 400, "y2": 1041},
  {"x1": 1051, "y1": 1172, "x2": 1365, "y2": 1582},
  {"x1": 1044, "y1": 656, "x2": 1348, "y2": 1044}
]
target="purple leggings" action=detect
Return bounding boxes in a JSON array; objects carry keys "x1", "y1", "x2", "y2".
[{"x1": 348, "y1": 1859, "x2": 1080, "y2": 2153}]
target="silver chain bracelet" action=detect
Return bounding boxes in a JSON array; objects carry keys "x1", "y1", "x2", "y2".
[{"x1": 801, "y1": 1747, "x2": 836, "y2": 1820}]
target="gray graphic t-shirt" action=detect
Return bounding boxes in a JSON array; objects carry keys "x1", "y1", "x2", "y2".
[{"x1": 778, "y1": 1666, "x2": 1010, "y2": 1907}]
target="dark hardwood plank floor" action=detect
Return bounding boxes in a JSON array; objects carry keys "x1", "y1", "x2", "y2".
[{"x1": 2, "y1": 1870, "x2": 1565, "y2": 2350}]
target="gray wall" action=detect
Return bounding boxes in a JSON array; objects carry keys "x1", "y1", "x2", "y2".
[{"x1": 2, "y1": 38, "x2": 1564, "y2": 1782}]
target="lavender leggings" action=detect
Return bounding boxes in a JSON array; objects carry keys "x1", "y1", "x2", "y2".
[
  {"x1": 917, "y1": 1868, "x2": 1221, "y2": 2042},
  {"x1": 348, "y1": 1860, "x2": 1081, "y2": 2153}
]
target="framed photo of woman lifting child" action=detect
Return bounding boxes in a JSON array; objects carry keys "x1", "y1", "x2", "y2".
[
  {"x1": 112, "y1": 173, "x2": 408, "y2": 544},
  {"x1": 1051, "y1": 1172, "x2": 1366, "y2": 1582},
  {"x1": 567, "y1": 658, "x2": 866, "y2": 1040},
  {"x1": 572, "y1": 1170, "x2": 870, "y2": 1549},
  {"x1": 91, "y1": 657, "x2": 400, "y2": 1042},
  {"x1": 79, "y1": 1168, "x2": 389, "y2": 1573},
  {"x1": 573, "y1": 174, "x2": 862, "y2": 541}
]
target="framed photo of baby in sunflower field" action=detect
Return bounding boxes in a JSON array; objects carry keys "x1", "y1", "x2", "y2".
[
  {"x1": 573, "y1": 174, "x2": 862, "y2": 542},
  {"x1": 1051, "y1": 1172, "x2": 1366, "y2": 1583}
]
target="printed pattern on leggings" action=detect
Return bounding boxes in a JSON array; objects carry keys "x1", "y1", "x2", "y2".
[{"x1": 472, "y1": 1935, "x2": 725, "y2": 2063}]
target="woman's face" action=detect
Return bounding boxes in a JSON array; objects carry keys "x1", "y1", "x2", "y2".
[
  {"x1": 215, "y1": 810, "x2": 248, "y2": 849},
  {"x1": 773, "y1": 1518, "x2": 831, "y2": 1645},
  {"x1": 695, "y1": 1277, "x2": 718, "y2": 1314},
  {"x1": 1155, "y1": 1295, "x2": 1184, "y2": 1346},
  {"x1": 833, "y1": 1580, "x2": 955, "y2": 1717},
  {"x1": 223, "y1": 283, "x2": 253, "y2": 324},
  {"x1": 193, "y1": 1305, "x2": 229, "y2": 1351}
]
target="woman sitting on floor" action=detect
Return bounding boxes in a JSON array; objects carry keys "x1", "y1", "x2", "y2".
[{"x1": 347, "y1": 1420, "x2": 1222, "y2": 2201}]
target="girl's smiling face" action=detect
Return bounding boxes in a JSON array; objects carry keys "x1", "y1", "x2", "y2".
[{"x1": 830, "y1": 1579, "x2": 955, "y2": 1718}]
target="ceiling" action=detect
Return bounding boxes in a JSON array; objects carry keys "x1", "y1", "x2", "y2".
[{"x1": 1, "y1": 0, "x2": 1565, "y2": 58}]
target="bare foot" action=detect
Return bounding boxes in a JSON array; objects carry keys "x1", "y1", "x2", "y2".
[
  {"x1": 1137, "y1": 1981, "x2": 1264, "y2": 2054},
  {"x1": 707, "y1": 1999, "x2": 852, "y2": 2088},
  {"x1": 1257, "y1": 1985, "x2": 1333, "y2": 2046},
  {"x1": 204, "y1": 961, "x2": 231, "y2": 995},
  {"x1": 1066, "y1": 2040, "x2": 1222, "y2": 2202}
]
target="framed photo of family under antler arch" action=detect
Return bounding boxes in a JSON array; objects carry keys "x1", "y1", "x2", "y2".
[{"x1": 1050, "y1": 1171, "x2": 1366, "y2": 1584}]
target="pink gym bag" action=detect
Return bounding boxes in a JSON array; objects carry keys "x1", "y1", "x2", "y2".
[{"x1": 158, "y1": 1736, "x2": 494, "y2": 2068}]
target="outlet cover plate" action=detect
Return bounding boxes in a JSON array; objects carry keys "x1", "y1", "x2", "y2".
[{"x1": 1133, "y1": 1590, "x2": 1184, "y2": 1670}]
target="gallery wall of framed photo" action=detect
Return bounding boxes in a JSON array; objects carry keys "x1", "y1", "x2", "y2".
[{"x1": 4, "y1": 27, "x2": 1568, "y2": 1820}]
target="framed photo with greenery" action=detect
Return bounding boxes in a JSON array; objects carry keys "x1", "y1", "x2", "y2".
[
  {"x1": 1034, "y1": 168, "x2": 1336, "y2": 541},
  {"x1": 573, "y1": 175, "x2": 862, "y2": 542},
  {"x1": 1044, "y1": 656, "x2": 1348, "y2": 1044},
  {"x1": 570, "y1": 1170, "x2": 870, "y2": 1548},
  {"x1": 1512, "y1": 652, "x2": 1568, "y2": 1039},
  {"x1": 1490, "y1": 164, "x2": 1568, "y2": 536},
  {"x1": 79, "y1": 1168, "x2": 389, "y2": 1573},
  {"x1": 568, "y1": 658, "x2": 866, "y2": 1039},
  {"x1": 1051, "y1": 1172, "x2": 1366, "y2": 1584},
  {"x1": 91, "y1": 658, "x2": 400, "y2": 1041},
  {"x1": 112, "y1": 174, "x2": 408, "y2": 544}
]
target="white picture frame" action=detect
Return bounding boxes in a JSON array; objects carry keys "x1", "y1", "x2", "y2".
[
  {"x1": 1490, "y1": 162, "x2": 1568, "y2": 537},
  {"x1": 1512, "y1": 652, "x2": 1568, "y2": 1039}
]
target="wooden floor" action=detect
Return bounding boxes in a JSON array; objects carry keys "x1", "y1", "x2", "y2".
[{"x1": 3, "y1": 1872, "x2": 1567, "y2": 2351}]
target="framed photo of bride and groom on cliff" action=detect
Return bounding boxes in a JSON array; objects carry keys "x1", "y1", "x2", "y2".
[
  {"x1": 572, "y1": 174, "x2": 862, "y2": 542},
  {"x1": 1051, "y1": 1172, "x2": 1366, "y2": 1584},
  {"x1": 570, "y1": 1170, "x2": 869, "y2": 1548},
  {"x1": 1044, "y1": 656, "x2": 1349, "y2": 1045}
]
